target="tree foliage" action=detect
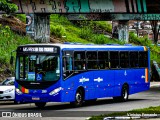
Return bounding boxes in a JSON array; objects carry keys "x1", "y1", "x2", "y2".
[{"x1": 0, "y1": 0, "x2": 18, "y2": 14}]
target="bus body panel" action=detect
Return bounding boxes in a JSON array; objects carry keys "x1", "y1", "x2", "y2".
[
  {"x1": 114, "y1": 69, "x2": 150, "y2": 97},
  {"x1": 93, "y1": 70, "x2": 114, "y2": 98},
  {"x1": 61, "y1": 70, "x2": 115, "y2": 102},
  {"x1": 61, "y1": 71, "x2": 96, "y2": 102}
]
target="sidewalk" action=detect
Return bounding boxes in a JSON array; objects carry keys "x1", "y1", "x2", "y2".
[{"x1": 150, "y1": 82, "x2": 160, "y2": 88}]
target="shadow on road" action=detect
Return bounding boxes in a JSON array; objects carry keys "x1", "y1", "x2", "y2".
[{"x1": 15, "y1": 98, "x2": 147, "y2": 111}]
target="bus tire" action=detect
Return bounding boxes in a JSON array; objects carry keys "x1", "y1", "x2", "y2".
[
  {"x1": 113, "y1": 84, "x2": 129, "y2": 102},
  {"x1": 120, "y1": 84, "x2": 129, "y2": 102},
  {"x1": 70, "y1": 89, "x2": 84, "y2": 107},
  {"x1": 35, "y1": 102, "x2": 46, "y2": 109}
]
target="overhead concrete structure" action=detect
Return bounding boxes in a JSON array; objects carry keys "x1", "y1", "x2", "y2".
[
  {"x1": 66, "y1": 14, "x2": 160, "y2": 21},
  {"x1": 112, "y1": 21, "x2": 129, "y2": 43},
  {"x1": 9, "y1": 0, "x2": 160, "y2": 14},
  {"x1": 26, "y1": 14, "x2": 50, "y2": 43},
  {"x1": 118, "y1": 21, "x2": 129, "y2": 43},
  {"x1": 4, "y1": 0, "x2": 160, "y2": 43}
]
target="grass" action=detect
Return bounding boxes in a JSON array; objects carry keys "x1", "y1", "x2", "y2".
[
  {"x1": 49, "y1": 14, "x2": 115, "y2": 44},
  {"x1": 89, "y1": 106, "x2": 160, "y2": 120},
  {"x1": 0, "y1": 23, "x2": 35, "y2": 76}
]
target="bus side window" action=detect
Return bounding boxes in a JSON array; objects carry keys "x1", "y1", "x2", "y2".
[
  {"x1": 110, "y1": 51, "x2": 119, "y2": 68},
  {"x1": 86, "y1": 51, "x2": 98, "y2": 70},
  {"x1": 130, "y1": 52, "x2": 139, "y2": 68},
  {"x1": 74, "y1": 51, "x2": 86, "y2": 70},
  {"x1": 98, "y1": 51, "x2": 109, "y2": 69},
  {"x1": 139, "y1": 52, "x2": 148, "y2": 67},
  {"x1": 120, "y1": 52, "x2": 129, "y2": 68}
]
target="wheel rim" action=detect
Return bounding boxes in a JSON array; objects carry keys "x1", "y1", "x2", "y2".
[
  {"x1": 76, "y1": 92, "x2": 82, "y2": 104},
  {"x1": 123, "y1": 88, "x2": 128, "y2": 100}
]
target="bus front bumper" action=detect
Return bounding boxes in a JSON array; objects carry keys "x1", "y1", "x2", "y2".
[{"x1": 15, "y1": 93, "x2": 61, "y2": 103}]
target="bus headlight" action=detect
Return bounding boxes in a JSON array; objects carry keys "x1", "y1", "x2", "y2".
[
  {"x1": 49, "y1": 87, "x2": 62, "y2": 95},
  {"x1": 16, "y1": 88, "x2": 22, "y2": 95}
]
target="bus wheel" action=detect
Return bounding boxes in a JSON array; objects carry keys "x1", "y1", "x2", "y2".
[
  {"x1": 35, "y1": 102, "x2": 46, "y2": 109},
  {"x1": 14, "y1": 100, "x2": 20, "y2": 104},
  {"x1": 120, "y1": 84, "x2": 129, "y2": 102},
  {"x1": 113, "y1": 85, "x2": 129, "y2": 102},
  {"x1": 71, "y1": 89, "x2": 84, "y2": 107}
]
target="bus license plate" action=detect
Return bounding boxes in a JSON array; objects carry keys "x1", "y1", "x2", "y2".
[{"x1": 32, "y1": 97, "x2": 40, "y2": 100}]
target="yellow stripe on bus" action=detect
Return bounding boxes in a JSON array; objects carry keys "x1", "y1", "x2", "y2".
[
  {"x1": 143, "y1": 46, "x2": 147, "y2": 51},
  {"x1": 25, "y1": 89, "x2": 29, "y2": 94},
  {"x1": 145, "y1": 68, "x2": 148, "y2": 83}
]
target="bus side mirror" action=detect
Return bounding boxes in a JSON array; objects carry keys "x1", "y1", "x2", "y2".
[
  {"x1": 10, "y1": 50, "x2": 15, "y2": 65},
  {"x1": 10, "y1": 56, "x2": 14, "y2": 65}
]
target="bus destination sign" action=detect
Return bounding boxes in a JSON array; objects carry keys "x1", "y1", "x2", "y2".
[{"x1": 19, "y1": 47, "x2": 58, "y2": 53}]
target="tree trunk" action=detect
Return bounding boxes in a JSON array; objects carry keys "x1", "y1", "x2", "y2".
[{"x1": 150, "y1": 21, "x2": 159, "y2": 44}]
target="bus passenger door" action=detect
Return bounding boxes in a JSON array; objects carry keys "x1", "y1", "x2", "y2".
[{"x1": 93, "y1": 70, "x2": 114, "y2": 98}]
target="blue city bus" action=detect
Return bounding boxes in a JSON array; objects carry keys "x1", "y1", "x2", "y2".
[{"x1": 14, "y1": 43, "x2": 150, "y2": 108}]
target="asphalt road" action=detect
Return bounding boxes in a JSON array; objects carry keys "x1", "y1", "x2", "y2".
[{"x1": 0, "y1": 86, "x2": 160, "y2": 120}]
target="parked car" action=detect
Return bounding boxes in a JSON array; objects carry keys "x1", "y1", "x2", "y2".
[{"x1": 0, "y1": 77, "x2": 15, "y2": 102}]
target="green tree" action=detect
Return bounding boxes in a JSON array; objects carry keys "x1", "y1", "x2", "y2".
[{"x1": 0, "y1": 0, "x2": 18, "y2": 14}]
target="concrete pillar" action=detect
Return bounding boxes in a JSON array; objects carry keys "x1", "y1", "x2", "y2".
[
  {"x1": 112, "y1": 21, "x2": 118, "y2": 39},
  {"x1": 26, "y1": 14, "x2": 50, "y2": 43},
  {"x1": 118, "y1": 20, "x2": 129, "y2": 43}
]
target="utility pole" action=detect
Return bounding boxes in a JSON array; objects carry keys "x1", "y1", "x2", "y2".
[{"x1": 136, "y1": 20, "x2": 139, "y2": 37}]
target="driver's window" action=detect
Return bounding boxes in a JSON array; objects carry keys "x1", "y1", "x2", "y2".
[{"x1": 63, "y1": 51, "x2": 73, "y2": 79}]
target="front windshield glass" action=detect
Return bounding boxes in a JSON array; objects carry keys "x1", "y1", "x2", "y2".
[{"x1": 16, "y1": 54, "x2": 60, "y2": 82}]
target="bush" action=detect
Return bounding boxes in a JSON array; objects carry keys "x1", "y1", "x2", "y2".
[
  {"x1": 79, "y1": 27, "x2": 93, "y2": 40},
  {"x1": 16, "y1": 14, "x2": 26, "y2": 22},
  {"x1": 129, "y1": 32, "x2": 152, "y2": 46},
  {"x1": 50, "y1": 25, "x2": 66, "y2": 38},
  {"x1": 93, "y1": 34, "x2": 107, "y2": 44},
  {"x1": 93, "y1": 21, "x2": 112, "y2": 33},
  {"x1": 50, "y1": 15, "x2": 71, "y2": 26}
]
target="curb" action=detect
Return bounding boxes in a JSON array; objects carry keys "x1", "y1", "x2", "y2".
[
  {"x1": 103, "y1": 116, "x2": 160, "y2": 120},
  {"x1": 150, "y1": 82, "x2": 160, "y2": 88}
]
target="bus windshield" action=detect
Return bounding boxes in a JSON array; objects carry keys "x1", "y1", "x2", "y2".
[{"x1": 16, "y1": 54, "x2": 60, "y2": 82}]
